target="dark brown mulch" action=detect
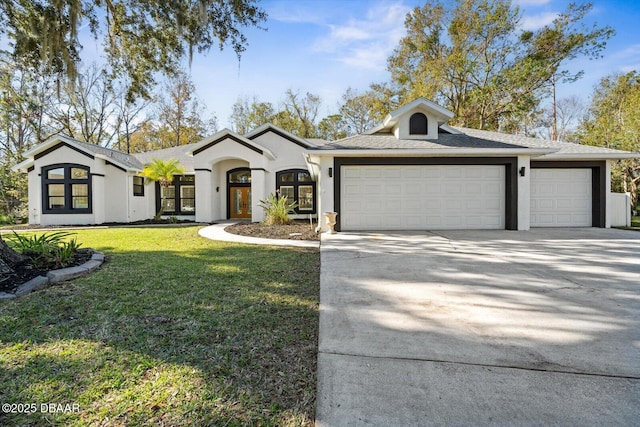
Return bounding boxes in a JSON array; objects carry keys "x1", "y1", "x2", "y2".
[
  {"x1": 0, "y1": 249, "x2": 94, "y2": 294},
  {"x1": 224, "y1": 220, "x2": 320, "y2": 241}
]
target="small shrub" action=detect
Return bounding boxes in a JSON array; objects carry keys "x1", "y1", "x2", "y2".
[
  {"x1": 259, "y1": 193, "x2": 297, "y2": 225},
  {"x1": 0, "y1": 214, "x2": 15, "y2": 225},
  {"x1": 8, "y1": 231, "x2": 82, "y2": 269}
]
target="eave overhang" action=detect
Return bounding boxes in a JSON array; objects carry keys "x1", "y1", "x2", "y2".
[{"x1": 304, "y1": 147, "x2": 557, "y2": 158}]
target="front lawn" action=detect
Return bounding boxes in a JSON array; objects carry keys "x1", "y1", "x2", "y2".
[{"x1": 0, "y1": 226, "x2": 320, "y2": 426}]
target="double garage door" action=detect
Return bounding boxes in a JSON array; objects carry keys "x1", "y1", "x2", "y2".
[
  {"x1": 340, "y1": 165, "x2": 593, "y2": 231},
  {"x1": 341, "y1": 165, "x2": 506, "y2": 230}
]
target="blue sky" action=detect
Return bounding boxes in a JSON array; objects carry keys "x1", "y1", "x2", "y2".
[{"x1": 85, "y1": 0, "x2": 640, "y2": 128}]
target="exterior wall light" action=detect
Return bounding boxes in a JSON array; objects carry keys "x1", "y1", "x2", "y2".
[
  {"x1": 519, "y1": 167, "x2": 526, "y2": 177},
  {"x1": 328, "y1": 167, "x2": 333, "y2": 177}
]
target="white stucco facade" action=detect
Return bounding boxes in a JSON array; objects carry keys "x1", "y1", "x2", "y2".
[{"x1": 13, "y1": 99, "x2": 635, "y2": 231}]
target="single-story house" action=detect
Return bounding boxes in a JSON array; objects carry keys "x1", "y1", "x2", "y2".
[{"x1": 13, "y1": 98, "x2": 637, "y2": 231}]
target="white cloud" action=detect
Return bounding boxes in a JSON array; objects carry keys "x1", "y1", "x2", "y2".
[
  {"x1": 620, "y1": 64, "x2": 640, "y2": 73},
  {"x1": 313, "y1": 1, "x2": 410, "y2": 70},
  {"x1": 267, "y1": 1, "x2": 328, "y2": 25},
  {"x1": 610, "y1": 44, "x2": 640, "y2": 73},
  {"x1": 520, "y1": 11, "x2": 558, "y2": 30},
  {"x1": 612, "y1": 44, "x2": 640, "y2": 60}
]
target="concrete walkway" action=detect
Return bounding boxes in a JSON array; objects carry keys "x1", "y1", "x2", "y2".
[
  {"x1": 316, "y1": 228, "x2": 640, "y2": 426},
  {"x1": 198, "y1": 222, "x2": 320, "y2": 248}
]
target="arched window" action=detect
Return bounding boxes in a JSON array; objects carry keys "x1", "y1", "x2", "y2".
[
  {"x1": 409, "y1": 113, "x2": 428, "y2": 135},
  {"x1": 42, "y1": 164, "x2": 92, "y2": 214},
  {"x1": 276, "y1": 169, "x2": 316, "y2": 213}
]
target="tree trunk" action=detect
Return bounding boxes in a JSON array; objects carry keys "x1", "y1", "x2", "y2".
[
  {"x1": 155, "y1": 198, "x2": 166, "y2": 221},
  {"x1": 0, "y1": 257, "x2": 14, "y2": 275},
  {"x1": 0, "y1": 235, "x2": 25, "y2": 276}
]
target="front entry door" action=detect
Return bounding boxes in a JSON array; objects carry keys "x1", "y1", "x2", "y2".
[{"x1": 230, "y1": 187, "x2": 252, "y2": 219}]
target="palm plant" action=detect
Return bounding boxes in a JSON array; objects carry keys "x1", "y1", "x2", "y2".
[{"x1": 139, "y1": 158, "x2": 185, "y2": 220}]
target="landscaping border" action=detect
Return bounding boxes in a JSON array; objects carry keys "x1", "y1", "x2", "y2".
[{"x1": 0, "y1": 250, "x2": 104, "y2": 300}]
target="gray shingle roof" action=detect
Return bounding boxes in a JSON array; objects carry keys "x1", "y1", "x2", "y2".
[
  {"x1": 316, "y1": 126, "x2": 635, "y2": 157},
  {"x1": 320, "y1": 132, "x2": 524, "y2": 150},
  {"x1": 454, "y1": 127, "x2": 628, "y2": 155},
  {"x1": 74, "y1": 141, "x2": 144, "y2": 170},
  {"x1": 133, "y1": 143, "x2": 197, "y2": 172}
]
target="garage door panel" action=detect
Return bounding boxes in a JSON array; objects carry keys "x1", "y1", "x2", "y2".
[
  {"x1": 405, "y1": 200, "x2": 422, "y2": 210},
  {"x1": 465, "y1": 168, "x2": 483, "y2": 179},
  {"x1": 425, "y1": 199, "x2": 441, "y2": 209},
  {"x1": 341, "y1": 165, "x2": 505, "y2": 230},
  {"x1": 445, "y1": 183, "x2": 463, "y2": 194},
  {"x1": 405, "y1": 183, "x2": 421, "y2": 195},
  {"x1": 443, "y1": 215, "x2": 464, "y2": 227},
  {"x1": 444, "y1": 168, "x2": 462, "y2": 178},
  {"x1": 382, "y1": 168, "x2": 401, "y2": 179},
  {"x1": 425, "y1": 183, "x2": 441, "y2": 194},
  {"x1": 424, "y1": 169, "x2": 441, "y2": 179},
  {"x1": 404, "y1": 168, "x2": 421, "y2": 179},
  {"x1": 466, "y1": 183, "x2": 482, "y2": 194},
  {"x1": 425, "y1": 216, "x2": 442, "y2": 226},
  {"x1": 344, "y1": 168, "x2": 362, "y2": 178},
  {"x1": 363, "y1": 169, "x2": 381, "y2": 178},
  {"x1": 485, "y1": 215, "x2": 504, "y2": 227},
  {"x1": 466, "y1": 216, "x2": 483, "y2": 227},
  {"x1": 531, "y1": 168, "x2": 591, "y2": 227},
  {"x1": 484, "y1": 199, "x2": 502, "y2": 210},
  {"x1": 445, "y1": 200, "x2": 463, "y2": 210},
  {"x1": 384, "y1": 183, "x2": 402, "y2": 193},
  {"x1": 405, "y1": 216, "x2": 423, "y2": 227},
  {"x1": 557, "y1": 199, "x2": 572, "y2": 209},
  {"x1": 485, "y1": 168, "x2": 503, "y2": 179},
  {"x1": 574, "y1": 199, "x2": 590, "y2": 209}
]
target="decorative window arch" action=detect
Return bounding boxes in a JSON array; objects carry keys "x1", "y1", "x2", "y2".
[
  {"x1": 409, "y1": 112, "x2": 428, "y2": 135},
  {"x1": 227, "y1": 168, "x2": 252, "y2": 184},
  {"x1": 42, "y1": 164, "x2": 92, "y2": 214},
  {"x1": 276, "y1": 169, "x2": 316, "y2": 214}
]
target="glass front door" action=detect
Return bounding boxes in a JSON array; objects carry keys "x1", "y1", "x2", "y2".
[{"x1": 230, "y1": 186, "x2": 252, "y2": 219}]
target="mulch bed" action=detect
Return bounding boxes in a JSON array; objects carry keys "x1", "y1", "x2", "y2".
[
  {"x1": 224, "y1": 220, "x2": 320, "y2": 241},
  {"x1": 0, "y1": 249, "x2": 93, "y2": 294}
]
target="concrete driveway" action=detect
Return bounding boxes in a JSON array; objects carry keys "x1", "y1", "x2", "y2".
[{"x1": 316, "y1": 228, "x2": 640, "y2": 426}]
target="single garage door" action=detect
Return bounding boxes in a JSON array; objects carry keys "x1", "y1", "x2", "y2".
[
  {"x1": 341, "y1": 165, "x2": 505, "y2": 230},
  {"x1": 531, "y1": 168, "x2": 592, "y2": 227}
]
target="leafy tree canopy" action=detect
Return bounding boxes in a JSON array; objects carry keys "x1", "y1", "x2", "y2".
[
  {"x1": 0, "y1": 0, "x2": 266, "y2": 100},
  {"x1": 577, "y1": 71, "x2": 640, "y2": 207},
  {"x1": 386, "y1": 0, "x2": 613, "y2": 131},
  {"x1": 139, "y1": 158, "x2": 185, "y2": 220},
  {"x1": 229, "y1": 90, "x2": 322, "y2": 139}
]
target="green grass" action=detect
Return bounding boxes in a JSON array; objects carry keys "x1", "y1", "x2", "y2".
[
  {"x1": 0, "y1": 226, "x2": 320, "y2": 426},
  {"x1": 630, "y1": 216, "x2": 640, "y2": 230}
]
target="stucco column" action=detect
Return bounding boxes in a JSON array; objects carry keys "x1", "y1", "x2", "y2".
[
  {"x1": 517, "y1": 155, "x2": 531, "y2": 231},
  {"x1": 28, "y1": 169, "x2": 41, "y2": 225},
  {"x1": 195, "y1": 168, "x2": 213, "y2": 223},
  {"x1": 318, "y1": 156, "x2": 335, "y2": 232},
  {"x1": 92, "y1": 159, "x2": 106, "y2": 224},
  {"x1": 250, "y1": 168, "x2": 266, "y2": 222}
]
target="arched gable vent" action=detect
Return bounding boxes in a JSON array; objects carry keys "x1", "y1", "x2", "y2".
[{"x1": 409, "y1": 112, "x2": 428, "y2": 135}]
